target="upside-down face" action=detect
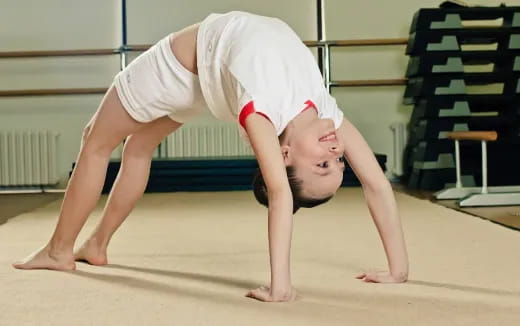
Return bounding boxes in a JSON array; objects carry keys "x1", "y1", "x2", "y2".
[{"x1": 281, "y1": 117, "x2": 345, "y2": 199}]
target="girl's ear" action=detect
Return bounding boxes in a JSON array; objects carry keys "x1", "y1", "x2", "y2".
[{"x1": 281, "y1": 145, "x2": 292, "y2": 165}]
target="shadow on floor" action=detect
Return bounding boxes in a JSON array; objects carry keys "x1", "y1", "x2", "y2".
[
  {"x1": 408, "y1": 280, "x2": 520, "y2": 298},
  {"x1": 102, "y1": 263, "x2": 259, "y2": 289},
  {"x1": 78, "y1": 262, "x2": 520, "y2": 300}
]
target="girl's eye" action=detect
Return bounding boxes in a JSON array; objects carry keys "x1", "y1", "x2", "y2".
[
  {"x1": 318, "y1": 161, "x2": 329, "y2": 168},
  {"x1": 337, "y1": 156, "x2": 345, "y2": 163}
]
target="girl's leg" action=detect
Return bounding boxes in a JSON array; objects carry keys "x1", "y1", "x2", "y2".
[
  {"x1": 74, "y1": 116, "x2": 182, "y2": 265},
  {"x1": 13, "y1": 87, "x2": 144, "y2": 270}
]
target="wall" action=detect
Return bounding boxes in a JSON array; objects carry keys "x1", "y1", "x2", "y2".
[
  {"x1": 0, "y1": 0, "x2": 120, "y2": 185},
  {"x1": 0, "y1": 0, "x2": 316, "y2": 186}
]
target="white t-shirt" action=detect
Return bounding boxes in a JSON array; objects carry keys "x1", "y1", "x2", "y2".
[{"x1": 196, "y1": 11, "x2": 344, "y2": 135}]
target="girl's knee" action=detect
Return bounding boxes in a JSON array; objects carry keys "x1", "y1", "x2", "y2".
[
  {"x1": 121, "y1": 136, "x2": 156, "y2": 159},
  {"x1": 81, "y1": 141, "x2": 116, "y2": 158},
  {"x1": 81, "y1": 128, "x2": 120, "y2": 158}
]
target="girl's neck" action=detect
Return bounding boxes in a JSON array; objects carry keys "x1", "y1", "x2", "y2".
[{"x1": 279, "y1": 109, "x2": 318, "y2": 145}]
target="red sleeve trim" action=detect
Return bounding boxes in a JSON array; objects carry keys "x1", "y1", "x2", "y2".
[
  {"x1": 239, "y1": 99, "x2": 316, "y2": 130},
  {"x1": 303, "y1": 100, "x2": 318, "y2": 113},
  {"x1": 239, "y1": 100, "x2": 272, "y2": 130}
]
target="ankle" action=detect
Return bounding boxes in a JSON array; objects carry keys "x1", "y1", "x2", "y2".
[
  {"x1": 48, "y1": 240, "x2": 74, "y2": 256},
  {"x1": 88, "y1": 234, "x2": 109, "y2": 249}
]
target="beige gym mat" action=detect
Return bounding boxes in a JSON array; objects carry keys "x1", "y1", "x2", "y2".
[{"x1": 1, "y1": 188, "x2": 519, "y2": 326}]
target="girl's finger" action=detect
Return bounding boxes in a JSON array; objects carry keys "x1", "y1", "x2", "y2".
[
  {"x1": 364, "y1": 274, "x2": 379, "y2": 283},
  {"x1": 356, "y1": 273, "x2": 366, "y2": 279},
  {"x1": 375, "y1": 275, "x2": 394, "y2": 283},
  {"x1": 246, "y1": 289, "x2": 272, "y2": 302},
  {"x1": 255, "y1": 290, "x2": 272, "y2": 302},
  {"x1": 246, "y1": 289, "x2": 257, "y2": 297}
]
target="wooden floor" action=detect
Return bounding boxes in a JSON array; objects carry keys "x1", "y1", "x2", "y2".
[
  {"x1": 1, "y1": 189, "x2": 519, "y2": 326},
  {"x1": 393, "y1": 184, "x2": 520, "y2": 231}
]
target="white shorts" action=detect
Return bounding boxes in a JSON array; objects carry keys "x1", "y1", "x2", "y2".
[{"x1": 114, "y1": 34, "x2": 206, "y2": 123}]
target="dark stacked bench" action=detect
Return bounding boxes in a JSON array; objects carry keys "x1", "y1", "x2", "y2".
[
  {"x1": 95, "y1": 154, "x2": 387, "y2": 193},
  {"x1": 403, "y1": 6, "x2": 520, "y2": 190}
]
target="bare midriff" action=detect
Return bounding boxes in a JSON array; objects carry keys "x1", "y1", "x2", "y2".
[{"x1": 169, "y1": 23, "x2": 199, "y2": 75}]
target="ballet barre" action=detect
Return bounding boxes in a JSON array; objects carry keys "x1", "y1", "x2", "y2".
[
  {"x1": 331, "y1": 79, "x2": 408, "y2": 87},
  {"x1": 304, "y1": 38, "x2": 409, "y2": 47},
  {"x1": 0, "y1": 37, "x2": 410, "y2": 97},
  {"x1": 0, "y1": 49, "x2": 120, "y2": 58},
  {"x1": 0, "y1": 88, "x2": 107, "y2": 97}
]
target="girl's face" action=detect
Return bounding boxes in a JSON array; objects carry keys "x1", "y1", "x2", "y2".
[{"x1": 282, "y1": 118, "x2": 346, "y2": 199}]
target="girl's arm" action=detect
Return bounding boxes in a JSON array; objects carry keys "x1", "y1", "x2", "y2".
[
  {"x1": 336, "y1": 118, "x2": 409, "y2": 282},
  {"x1": 244, "y1": 113, "x2": 297, "y2": 301}
]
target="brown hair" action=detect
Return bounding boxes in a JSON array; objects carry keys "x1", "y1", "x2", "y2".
[{"x1": 252, "y1": 166, "x2": 333, "y2": 214}]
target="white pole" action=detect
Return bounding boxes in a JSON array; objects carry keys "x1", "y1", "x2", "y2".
[
  {"x1": 481, "y1": 140, "x2": 488, "y2": 194},
  {"x1": 324, "y1": 44, "x2": 331, "y2": 93},
  {"x1": 454, "y1": 140, "x2": 462, "y2": 188}
]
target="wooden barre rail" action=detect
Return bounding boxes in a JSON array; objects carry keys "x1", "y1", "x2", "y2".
[
  {"x1": 304, "y1": 38, "x2": 409, "y2": 47},
  {"x1": 0, "y1": 38, "x2": 410, "y2": 58},
  {"x1": 0, "y1": 79, "x2": 408, "y2": 97},
  {"x1": 0, "y1": 49, "x2": 120, "y2": 58},
  {"x1": 331, "y1": 79, "x2": 408, "y2": 87},
  {"x1": 128, "y1": 38, "x2": 410, "y2": 51},
  {"x1": 0, "y1": 88, "x2": 108, "y2": 97},
  {"x1": 125, "y1": 44, "x2": 152, "y2": 52}
]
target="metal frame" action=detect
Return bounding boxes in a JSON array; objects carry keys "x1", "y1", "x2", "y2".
[
  {"x1": 120, "y1": 0, "x2": 128, "y2": 70},
  {"x1": 435, "y1": 137, "x2": 520, "y2": 207},
  {"x1": 316, "y1": 0, "x2": 324, "y2": 74}
]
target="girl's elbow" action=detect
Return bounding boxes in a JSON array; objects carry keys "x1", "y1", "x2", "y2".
[
  {"x1": 362, "y1": 176, "x2": 392, "y2": 194},
  {"x1": 268, "y1": 184, "x2": 292, "y2": 198}
]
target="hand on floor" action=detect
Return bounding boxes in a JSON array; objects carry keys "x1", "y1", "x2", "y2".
[
  {"x1": 246, "y1": 285, "x2": 298, "y2": 302},
  {"x1": 356, "y1": 271, "x2": 408, "y2": 283}
]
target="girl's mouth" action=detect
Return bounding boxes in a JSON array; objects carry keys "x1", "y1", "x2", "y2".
[{"x1": 319, "y1": 132, "x2": 337, "y2": 142}]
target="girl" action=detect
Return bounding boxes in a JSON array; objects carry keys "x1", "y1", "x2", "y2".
[{"x1": 14, "y1": 11, "x2": 408, "y2": 302}]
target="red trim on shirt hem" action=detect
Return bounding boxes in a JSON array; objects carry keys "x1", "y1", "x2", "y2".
[
  {"x1": 303, "y1": 100, "x2": 318, "y2": 113},
  {"x1": 239, "y1": 99, "x2": 317, "y2": 130}
]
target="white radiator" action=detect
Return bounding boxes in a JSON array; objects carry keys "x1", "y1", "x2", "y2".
[
  {"x1": 390, "y1": 122, "x2": 407, "y2": 176},
  {"x1": 0, "y1": 130, "x2": 59, "y2": 186},
  {"x1": 156, "y1": 124, "x2": 254, "y2": 158}
]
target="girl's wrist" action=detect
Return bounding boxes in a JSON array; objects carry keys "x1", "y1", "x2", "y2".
[{"x1": 390, "y1": 269, "x2": 408, "y2": 282}]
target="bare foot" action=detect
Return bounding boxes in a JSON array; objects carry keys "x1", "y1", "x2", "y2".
[
  {"x1": 13, "y1": 246, "x2": 76, "y2": 271},
  {"x1": 74, "y1": 238, "x2": 108, "y2": 266}
]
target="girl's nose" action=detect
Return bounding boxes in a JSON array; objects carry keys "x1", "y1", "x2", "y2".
[{"x1": 329, "y1": 145, "x2": 340, "y2": 153}]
